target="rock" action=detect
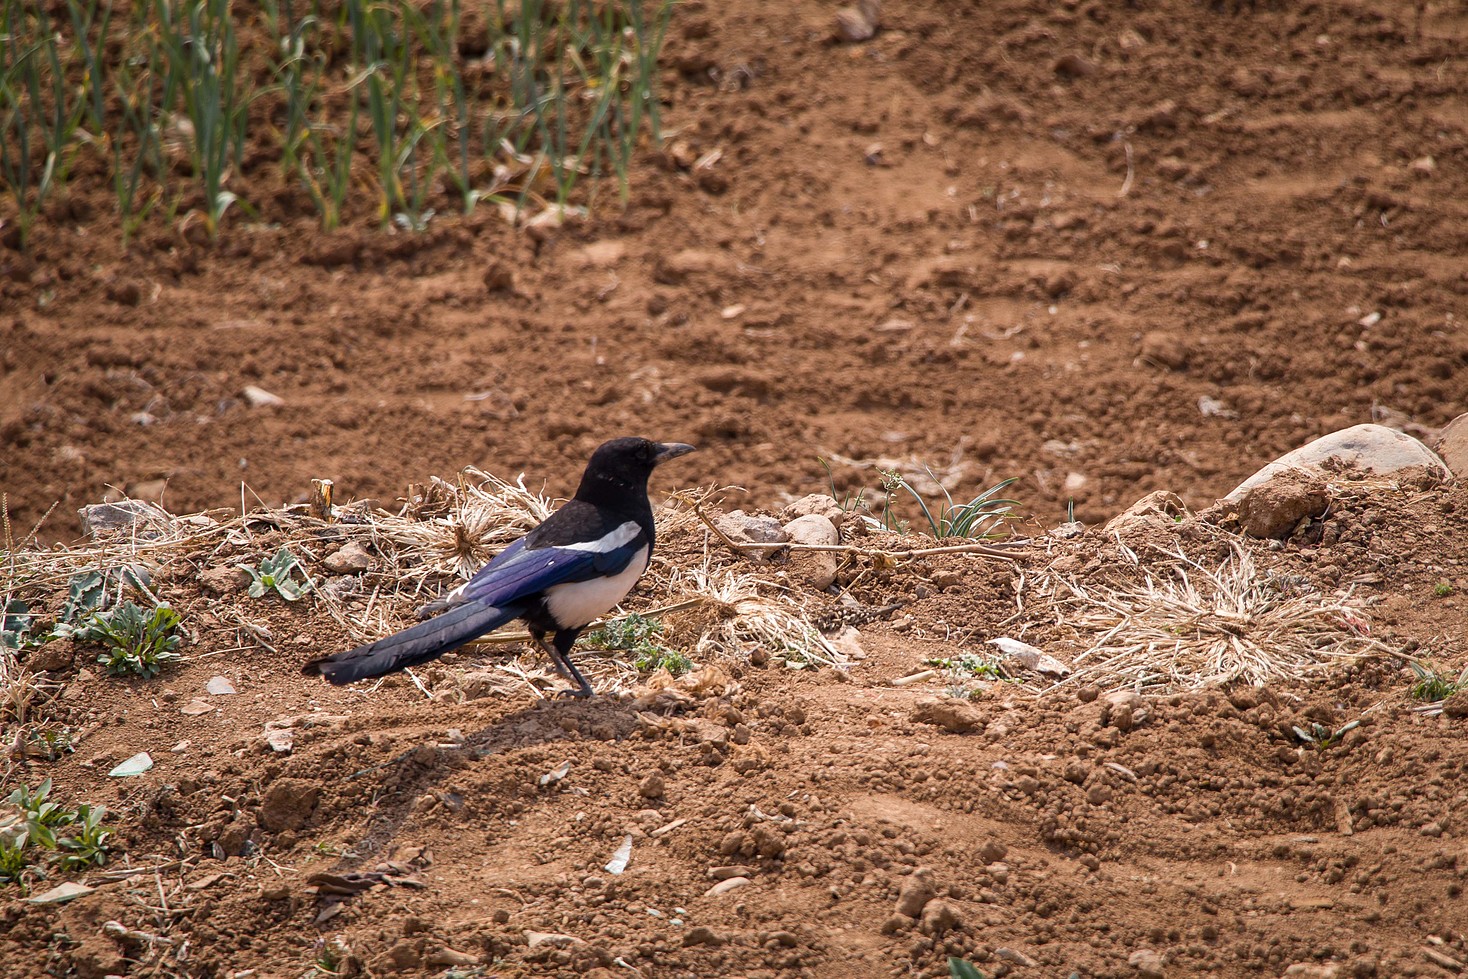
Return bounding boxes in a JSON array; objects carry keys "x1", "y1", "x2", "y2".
[
  {"x1": 826, "y1": 626, "x2": 867, "y2": 662},
  {"x1": 483, "y1": 261, "x2": 518, "y2": 293},
  {"x1": 705, "y1": 876, "x2": 750, "y2": 897},
  {"x1": 1441, "y1": 690, "x2": 1468, "y2": 718},
  {"x1": 1139, "y1": 331, "x2": 1188, "y2": 369},
  {"x1": 1223, "y1": 424, "x2": 1449, "y2": 501},
  {"x1": 1103, "y1": 490, "x2": 1188, "y2": 539},
  {"x1": 1051, "y1": 520, "x2": 1084, "y2": 539},
  {"x1": 783, "y1": 513, "x2": 840, "y2": 590},
  {"x1": 179, "y1": 698, "x2": 216, "y2": 716},
  {"x1": 895, "y1": 870, "x2": 937, "y2": 918},
  {"x1": 715, "y1": 511, "x2": 789, "y2": 547},
  {"x1": 25, "y1": 644, "x2": 73, "y2": 672},
  {"x1": 919, "y1": 900, "x2": 962, "y2": 936},
  {"x1": 525, "y1": 931, "x2": 582, "y2": 949},
  {"x1": 835, "y1": 0, "x2": 880, "y2": 42},
  {"x1": 682, "y1": 926, "x2": 725, "y2": 947},
  {"x1": 987, "y1": 637, "x2": 1071, "y2": 677},
  {"x1": 1435, "y1": 412, "x2": 1468, "y2": 478},
  {"x1": 979, "y1": 841, "x2": 1008, "y2": 864},
  {"x1": 206, "y1": 675, "x2": 237, "y2": 695},
  {"x1": 200, "y1": 565, "x2": 244, "y2": 595},
  {"x1": 1231, "y1": 470, "x2": 1330, "y2": 539},
  {"x1": 265, "y1": 730, "x2": 294, "y2": 754},
  {"x1": 242, "y1": 385, "x2": 284, "y2": 408},
  {"x1": 638, "y1": 773, "x2": 665, "y2": 799},
  {"x1": 1280, "y1": 964, "x2": 1340, "y2": 978},
  {"x1": 425, "y1": 947, "x2": 479, "y2": 968},
  {"x1": 995, "y1": 947, "x2": 1038, "y2": 967},
  {"x1": 323, "y1": 541, "x2": 372, "y2": 574},
  {"x1": 781, "y1": 494, "x2": 846, "y2": 528},
  {"x1": 708, "y1": 865, "x2": 756, "y2": 880},
  {"x1": 79, "y1": 500, "x2": 173, "y2": 539},
  {"x1": 1053, "y1": 53, "x2": 1099, "y2": 78},
  {"x1": 1129, "y1": 948, "x2": 1166, "y2": 978},
  {"x1": 257, "y1": 778, "x2": 320, "y2": 832},
  {"x1": 912, "y1": 697, "x2": 985, "y2": 735}
]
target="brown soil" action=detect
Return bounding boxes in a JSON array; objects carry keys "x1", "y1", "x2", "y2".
[{"x1": 3, "y1": 1, "x2": 1468, "y2": 977}]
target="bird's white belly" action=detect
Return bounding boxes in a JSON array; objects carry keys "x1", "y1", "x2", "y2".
[{"x1": 543, "y1": 546, "x2": 649, "y2": 629}]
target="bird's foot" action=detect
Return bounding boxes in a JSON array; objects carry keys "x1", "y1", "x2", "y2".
[{"x1": 551, "y1": 684, "x2": 594, "y2": 700}]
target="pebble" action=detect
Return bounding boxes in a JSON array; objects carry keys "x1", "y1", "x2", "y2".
[
  {"x1": 1435, "y1": 411, "x2": 1468, "y2": 478},
  {"x1": 206, "y1": 676, "x2": 237, "y2": 695},
  {"x1": 638, "y1": 773, "x2": 665, "y2": 799},
  {"x1": 708, "y1": 865, "x2": 756, "y2": 880},
  {"x1": 323, "y1": 541, "x2": 372, "y2": 574},
  {"x1": 911, "y1": 697, "x2": 985, "y2": 734},
  {"x1": 895, "y1": 870, "x2": 937, "y2": 917},
  {"x1": 783, "y1": 513, "x2": 839, "y2": 590},
  {"x1": 242, "y1": 385, "x2": 284, "y2": 408},
  {"x1": 995, "y1": 947, "x2": 1038, "y2": 967},
  {"x1": 835, "y1": 0, "x2": 880, "y2": 42},
  {"x1": 715, "y1": 510, "x2": 789, "y2": 547},
  {"x1": 1129, "y1": 948, "x2": 1165, "y2": 978},
  {"x1": 682, "y1": 926, "x2": 724, "y2": 948},
  {"x1": 782, "y1": 494, "x2": 845, "y2": 527},
  {"x1": 705, "y1": 876, "x2": 750, "y2": 897}
]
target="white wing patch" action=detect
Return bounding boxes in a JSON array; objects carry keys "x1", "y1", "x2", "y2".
[
  {"x1": 544, "y1": 545, "x2": 650, "y2": 629},
  {"x1": 557, "y1": 521, "x2": 641, "y2": 554}
]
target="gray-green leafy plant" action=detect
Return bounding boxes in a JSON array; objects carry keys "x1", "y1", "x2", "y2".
[
  {"x1": 80, "y1": 601, "x2": 182, "y2": 678},
  {"x1": 1292, "y1": 719, "x2": 1361, "y2": 750},
  {"x1": 1, "y1": 781, "x2": 116, "y2": 887},
  {"x1": 240, "y1": 547, "x2": 311, "y2": 601},
  {"x1": 55, "y1": 804, "x2": 113, "y2": 871},
  {"x1": 583, "y1": 613, "x2": 691, "y2": 676},
  {"x1": 949, "y1": 958, "x2": 987, "y2": 979},
  {"x1": 1409, "y1": 661, "x2": 1466, "y2": 703}
]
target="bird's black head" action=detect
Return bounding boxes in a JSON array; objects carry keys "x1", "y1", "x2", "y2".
[{"x1": 574, "y1": 437, "x2": 696, "y2": 503}]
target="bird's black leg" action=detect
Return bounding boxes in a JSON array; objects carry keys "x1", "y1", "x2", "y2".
[{"x1": 548, "y1": 629, "x2": 593, "y2": 699}]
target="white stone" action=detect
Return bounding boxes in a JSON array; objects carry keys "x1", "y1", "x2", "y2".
[{"x1": 1224, "y1": 423, "x2": 1448, "y2": 502}]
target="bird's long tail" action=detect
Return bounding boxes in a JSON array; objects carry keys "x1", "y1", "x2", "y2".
[{"x1": 303, "y1": 601, "x2": 520, "y2": 685}]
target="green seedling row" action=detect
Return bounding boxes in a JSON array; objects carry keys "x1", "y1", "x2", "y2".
[{"x1": 0, "y1": 0, "x2": 673, "y2": 248}]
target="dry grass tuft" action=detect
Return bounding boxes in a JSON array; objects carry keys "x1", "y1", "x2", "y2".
[{"x1": 1041, "y1": 540, "x2": 1391, "y2": 692}]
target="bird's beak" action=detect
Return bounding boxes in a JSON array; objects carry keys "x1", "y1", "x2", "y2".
[{"x1": 653, "y1": 442, "x2": 697, "y2": 465}]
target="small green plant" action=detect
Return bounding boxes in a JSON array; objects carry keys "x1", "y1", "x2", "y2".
[
  {"x1": 55, "y1": 804, "x2": 113, "y2": 871},
  {"x1": 240, "y1": 547, "x2": 311, "y2": 601},
  {"x1": 310, "y1": 937, "x2": 348, "y2": 976},
  {"x1": 949, "y1": 958, "x2": 987, "y2": 979},
  {"x1": 25, "y1": 727, "x2": 74, "y2": 760},
  {"x1": 1292, "y1": 719, "x2": 1361, "y2": 750},
  {"x1": 888, "y1": 469, "x2": 1020, "y2": 540},
  {"x1": 0, "y1": 782, "x2": 117, "y2": 887},
  {"x1": 79, "y1": 602, "x2": 182, "y2": 678},
  {"x1": 927, "y1": 653, "x2": 1008, "y2": 681},
  {"x1": 1433, "y1": 582, "x2": 1454, "y2": 598},
  {"x1": 1409, "y1": 662, "x2": 1467, "y2": 702},
  {"x1": 2, "y1": 596, "x2": 36, "y2": 651},
  {"x1": 583, "y1": 613, "x2": 691, "y2": 676},
  {"x1": 818, "y1": 457, "x2": 867, "y2": 513}
]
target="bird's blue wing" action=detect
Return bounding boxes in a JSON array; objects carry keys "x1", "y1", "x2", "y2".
[{"x1": 459, "y1": 521, "x2": 647, "y2": 608}]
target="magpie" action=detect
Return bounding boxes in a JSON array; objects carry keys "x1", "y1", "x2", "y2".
[{"x1": 303, "y1": 437, "x2": 696, "y2": 698}]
